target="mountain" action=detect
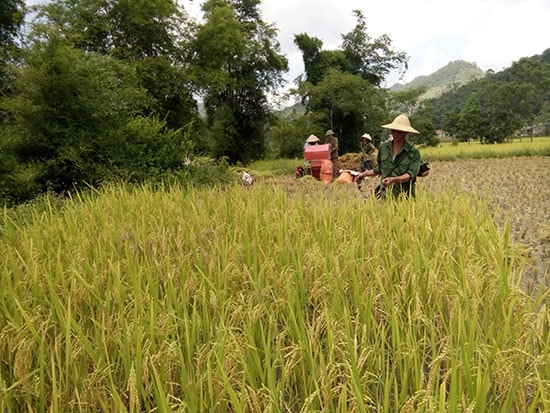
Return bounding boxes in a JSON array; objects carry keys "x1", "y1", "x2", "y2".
[
  {"x1": 275, "y1": 102, "x2": 306, "y2": 120},
  {"x1": 273, "y1": 60, "x2": 487, "y2": 113},
  {"x1": 390, "y1": 60, "x2": 486, "y2": 100}
]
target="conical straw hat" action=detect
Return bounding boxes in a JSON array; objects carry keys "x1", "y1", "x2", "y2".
[
  {"x1": 306, "y1": 134, "x2": 320, "y2": 143},
  {"x1": 381, "y1": 114, "x2": 419, "y2": 134}
]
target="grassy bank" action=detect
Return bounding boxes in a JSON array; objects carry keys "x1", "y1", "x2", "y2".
[{"x1": 1, "y1": 182, "x2": 548, "y2": 411}]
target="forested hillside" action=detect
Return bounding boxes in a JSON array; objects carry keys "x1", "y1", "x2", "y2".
[
  {"x1": 390, "y1": 60, "x2": 486, "y2": 100},
  {"x1": 420, "y1": 49, "x2": 550, "y2": 139}
]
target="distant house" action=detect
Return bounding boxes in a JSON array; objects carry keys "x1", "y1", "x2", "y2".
[
  {"x1": 518, "y1": 123, "x2": 548, "y2": 137},
  {"x1": 436, "y1": 129, "x2": 451, "y2": 142}
]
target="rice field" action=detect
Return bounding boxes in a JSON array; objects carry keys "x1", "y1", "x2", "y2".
[
  {"x1": 0, "y1": 156, "x2": 549, "y2": 412},
  {"x1": 420, "y1": 157, "x2": 549, "y2": 292},
  {"x1": 420, "y1": 137, "x2": 550, "y2": 160},
  {"x1": 343, "y1": 156, "x2": 549, "y2": 291}
]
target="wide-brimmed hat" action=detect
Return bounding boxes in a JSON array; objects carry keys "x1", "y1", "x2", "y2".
[
  {"x1": 361, "y1": 133, "x2": 372, "y2": 141},
  {"x1": 306, "y1": 134, "x2": 320, "y2": 143},
  {"x1": 381, "y1": 114, "x2": 419, "y2": 134},
  {"x1": 325, "y1": 130, "x2": 335, "y2": 136}
]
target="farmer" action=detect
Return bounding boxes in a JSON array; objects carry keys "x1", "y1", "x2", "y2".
[
  {"x1": 303, "y1": 134, "x2": 320, "y2": 151},
  {"x1": 355, "y1": 114, "x2": 422, "y2": 199},
  {"x1": 360, "y1": 133, "x2": 377, "y2": 172},
  {"x1": 325, "y1": 130, "x2": 339, "y2": 178}
]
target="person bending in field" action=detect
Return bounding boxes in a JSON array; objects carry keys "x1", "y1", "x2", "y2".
[{"x1": 355, "y1": 114, "x2": 422, "y2": 199}]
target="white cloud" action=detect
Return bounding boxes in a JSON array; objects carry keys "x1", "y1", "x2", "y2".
[
  {"x1": 25, "y1": 0, "x2": 550, "y2": 87},
  {"x1": 255, "y1": 0, "x2": 550, "y2": 86},
  {"x1": 460, "y1": 0, "x2": 550, "y2": 72}
]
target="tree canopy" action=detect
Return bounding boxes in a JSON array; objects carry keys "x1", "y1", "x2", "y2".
[
  {"x1": 0, "y1": 0, "x2": 24, "y2": 46},
  {"x1": 287, "y1": 10, "x2": 406, "y2": 152},
  {"x1": 425, "y1": 50, "x2": 550, "y2": 142},
  {"x1": 189, "y1": 0, "x2": 288, "y2": 164},
  {"x1": 341, "y1": 10, "x2": 408, "y2": 87},
  {"x1": 0, "y1": 0, "x2": 25, "y2": 96}
]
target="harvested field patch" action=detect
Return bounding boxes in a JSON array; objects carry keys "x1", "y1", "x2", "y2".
[
  {"x1": 421, "y1": 157, "x2": 549, "y2": 291},
  {"x1": 268, "y1": 156, "x2": 550, "y2": 291}
]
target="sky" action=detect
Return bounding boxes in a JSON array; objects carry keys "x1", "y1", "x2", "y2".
[
  {"x1": 26, "y1": 0, "x2": 550, "y2": 90},
  {"x1": 182, "y1": 0, "x2": 550, "y2": 88}
]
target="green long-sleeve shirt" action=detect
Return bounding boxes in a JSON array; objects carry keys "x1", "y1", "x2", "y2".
[
  {"x1": 374, "y1": 140, "x2": 421, "y2": 198},
  {"x1": 361, "y1": 141, "x2": 376, "y2": 162},
  {"x1": 327, "y1": 136, "x2": 338, "y2": 161}
]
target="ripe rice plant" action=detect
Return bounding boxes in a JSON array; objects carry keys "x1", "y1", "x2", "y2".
[
  {"x1": 0, "y1": 176, "x2": 548, "y2": 412},
  {"x1": 421, "y1": 156, "x2": 550, "y2": 292},
  {"x1": 420, "y1": 136, "x2": 550, "y2": 161}
]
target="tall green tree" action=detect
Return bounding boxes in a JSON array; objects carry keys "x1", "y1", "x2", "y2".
[
  {"x1": 482, "y1": 82, "x2": 536, "y2": 143},
  {"x1": 0, "y1": 0, "x2": 24, "y2": 44},
  {"x1": 442, "y1": 111, "x2": 460, "y2": 143},
  {"x1": 294, "y1": 33, "x2": 350, "y2": 86},
  {"x1": 190, "y1": 0, "x2": 288, "y2": 164},
  {"x1": 293, "y1": 9, "x2": 408, "y2": 154},
  {"x1": 457, "y1": 92, "x2": 487, "y2": 142},
  {"x1": 0, "y1": 0, "x2": 25, "y2": 96},
  {"x1": 32, "y1": 0, "x2": 198, "y2": 131},
  {"x1": 295, "y1": 11, "x2": 408, "y2": 89},
  {"x1": 0, "y1": 0, "x2": 26, "y2": 203},
  {"x1": 505, "y1": 55, "x2": 549, "y2": 132},
  {"x1": 341, "y1": 10, "x2": 408, "y2": 87},
  {"x1": 305, "y1": 69, "x2": 386, "y2": 153}
]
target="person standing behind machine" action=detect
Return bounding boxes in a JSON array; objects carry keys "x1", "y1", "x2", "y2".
[
  {"x1": 304, "y1": 134, "x2": 320, "y2": 151},
  {"x1": 325, "y1": 130, "x2": 339, "y2": 178}
]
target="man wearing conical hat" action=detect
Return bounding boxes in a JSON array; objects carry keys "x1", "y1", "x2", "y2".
[
  {"x1": 360, "y1": 133, "x2": 377, "y2": 172},
  {"x1": 304, "y1": 134, "x2": 320, "y2": 151},
  {"x1": 355, "y1": 114, "x2": 422, "y2": 198}
]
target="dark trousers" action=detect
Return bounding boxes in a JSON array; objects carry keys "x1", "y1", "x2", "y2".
[{"x1": 361, "y1": 160, "x2": 372, "y2": 172}]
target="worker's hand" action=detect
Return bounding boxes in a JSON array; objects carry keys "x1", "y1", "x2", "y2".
[
  {"x1": 382, "y1": 177, "x2": 394, "y2": 187},
  {"x1": 354, "y1": 172, "x2": 365, "y2": 182}
]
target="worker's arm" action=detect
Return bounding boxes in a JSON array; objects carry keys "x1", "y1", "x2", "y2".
[
  {"x1": 355, "y1": 169, "x2": 378, "y2": 181},
  {"x1": 382, "y1": 173, "x2": 411, "y2": 187}
]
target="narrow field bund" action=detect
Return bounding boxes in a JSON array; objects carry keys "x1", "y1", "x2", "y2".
[{"x1": 0, "y1": 174, "x2": 549, "y2": 411}]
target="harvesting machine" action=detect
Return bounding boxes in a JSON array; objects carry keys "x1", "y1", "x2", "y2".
[{"x1": 296, "y1": 143, "x2": 332, "y2": 181}]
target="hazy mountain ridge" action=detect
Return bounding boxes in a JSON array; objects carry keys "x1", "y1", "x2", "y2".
[{"x1": 390, "y1": 60, "x2": 486, "y2": 99}]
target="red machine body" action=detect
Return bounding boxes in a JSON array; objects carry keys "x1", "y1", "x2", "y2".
[{"x1": 304, "y1": 144, "x2": 331, "y2": 179}]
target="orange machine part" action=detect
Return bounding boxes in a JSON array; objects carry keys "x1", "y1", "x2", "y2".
[{"x1": 319, "y1": 159, "x2": 333, "y2": 183}]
